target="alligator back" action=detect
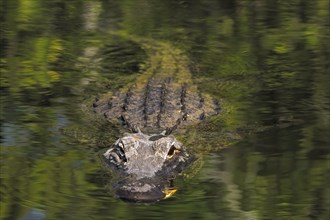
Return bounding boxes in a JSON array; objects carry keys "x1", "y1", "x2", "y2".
[{"x1": 93, "y1": 38, "x2": 219, "y2": 132}]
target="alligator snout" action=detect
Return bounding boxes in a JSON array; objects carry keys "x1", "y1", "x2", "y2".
[{"x1": 115, "y1": 178, "x2": 173, "y2": 203}]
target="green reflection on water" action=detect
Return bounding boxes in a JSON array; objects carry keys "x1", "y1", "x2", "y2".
[{"x1": 1, "y1": 0, "x2": 329, "y2": 219}]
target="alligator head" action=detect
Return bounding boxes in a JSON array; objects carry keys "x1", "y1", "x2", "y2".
[{"x1": 102, "y1": 129, "x2": 191, "y2": 203}]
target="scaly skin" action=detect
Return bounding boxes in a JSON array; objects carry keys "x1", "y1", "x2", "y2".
[{"x1": 93, "y1": 38, "x2": 219, "y2": 132}]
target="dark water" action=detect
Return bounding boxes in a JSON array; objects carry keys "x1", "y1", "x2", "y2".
[{"x1": 1, "y1": 1, "x2": 329, "y2": 219}]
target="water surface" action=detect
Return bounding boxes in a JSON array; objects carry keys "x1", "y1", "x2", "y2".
[{"x1": 1, "y1": 1, "x2": 329, "y2": 219}]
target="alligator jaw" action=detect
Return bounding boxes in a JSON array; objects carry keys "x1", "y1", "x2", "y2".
[{"x1": 114, "y1": 177, "x2": 177, "y2": 203}]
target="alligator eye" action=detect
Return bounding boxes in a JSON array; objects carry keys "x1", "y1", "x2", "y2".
[
  {"x1": 166, "y1": 145, "x2": 180, "y2": 160},
  {"x1": 117, "y1": 143, "x2": 125, "y2": 156},
  {"x1": 117, "y1": 143, "x2": 127, "y2": 162},
  {"x1": 108, "y1": 142, "x2": 127, "y2": 164}
]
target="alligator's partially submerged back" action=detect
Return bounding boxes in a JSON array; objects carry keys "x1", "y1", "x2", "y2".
[
  {"x1": 93, "y1": 37, "x2": 220, "y2": 202},
  {"x1": 94, "y1": 40, "x2": 219, "y2": 132}
]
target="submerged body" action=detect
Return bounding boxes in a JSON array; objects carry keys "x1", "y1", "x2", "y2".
[{"x1": 93, "y1": 37, "x2": 219, "y2": 202}]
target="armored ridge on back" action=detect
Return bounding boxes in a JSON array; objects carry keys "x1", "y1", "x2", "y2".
[{"x1": 93, "y1": 37, "x2": 220, "y2": 202}]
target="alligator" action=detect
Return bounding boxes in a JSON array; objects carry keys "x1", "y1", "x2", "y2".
[{"x1": 93, "y1": 37, "x2": 220, "y2": 202}]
